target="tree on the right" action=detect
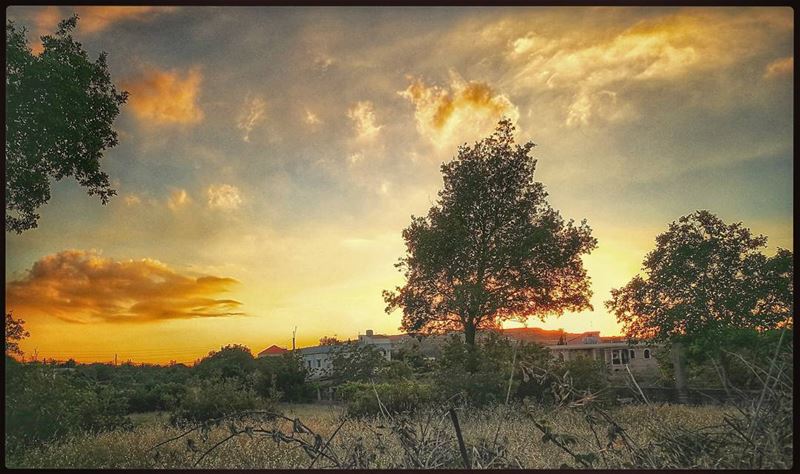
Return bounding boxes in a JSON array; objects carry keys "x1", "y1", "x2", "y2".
[{"x1": 606, "y1": 210, "x2": 793, "y2": 397}]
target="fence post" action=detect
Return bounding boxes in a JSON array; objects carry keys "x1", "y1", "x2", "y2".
[{"x1": 448, "y1": 408, "x2": 471, "y2": 469}]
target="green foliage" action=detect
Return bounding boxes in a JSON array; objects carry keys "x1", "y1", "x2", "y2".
[
  {"x1": 5, "y1": 311, "x2": 29, "y2": 357},
  {"x1": 337, "y1": 380, "x2": 436, "y2": 416},
  {"x1": 384, "y1": 119, "x2": 597, "y2": 345},
  {"x1": 435, "y1": 332, "x2": 555, "y2": 406},
  {"x1": 195, "y1": 344, "x2": 257, "y2": 387},
  {"x1": 669, "y1": 328, "x2": 792, "y2": 389},
  {"x1": 125, "y1": 382, "x2": 187, "y2": 413},
  {"x1": 5, "y1": 364, "x2": 132, "y2": 451},
  {"x1": 392, "y1": 341, "x2": 434, "y2": 374},
  {"x1": 330, "y1": 343, "x2": 389, "y2": 384},
  {"x1": 607, "y1": 211, "x2": 793, "y2": 343},
  {"x1": 170, "y1": 377, "x2": 261, "y2": 424},
  {"x1": 254, "y1": 353, "x2": 314, "y2": 402},
  {"x1": 5, "y1": 16, "x2": 128, "y2": 232}
]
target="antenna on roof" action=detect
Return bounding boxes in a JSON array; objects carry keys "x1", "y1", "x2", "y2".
[{"x1": 292, "y1": 326, "x2": 297, "y2": 351}]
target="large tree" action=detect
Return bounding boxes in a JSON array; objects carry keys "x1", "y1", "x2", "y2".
[
  {"x1": 606, "y1": 210, "x2": 793, "y2": 342},
  {"x1": 606, "y1": 211, "x2": 793, "y2": 397},
  {"x1": 384, "y1": 119, "x2": 597, "y2": 346},
  {"x1": 5, "y1": 15, "x2": 128, "y2": 233}
]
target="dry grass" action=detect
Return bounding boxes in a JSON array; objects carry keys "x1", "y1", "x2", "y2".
[{"x1": 6, "y1": 402, "x2": 743, "y2": 469}]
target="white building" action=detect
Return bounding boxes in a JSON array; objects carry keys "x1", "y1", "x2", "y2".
[{"x1": 258, "y1": 329, "x2": 392, "y2": 380}]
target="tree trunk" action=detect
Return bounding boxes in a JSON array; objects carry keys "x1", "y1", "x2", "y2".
[
  {"x1": 464, "y1": 323, "x2": 476, "y2": 346},
  {"x1": 671, "y1": 341, "x2": 689, "y2": 404}
]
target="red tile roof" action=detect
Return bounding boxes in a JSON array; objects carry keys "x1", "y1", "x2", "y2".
[{"x1": 258, "y1": 345, "x2": 288, "y2": 356}]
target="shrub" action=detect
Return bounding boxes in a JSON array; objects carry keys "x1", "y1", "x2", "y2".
[
  {"x1": 170, "y1": 377, "x2": 261, "y2": 424},
  {"x1": 126, "y1": 382, "x2": 187, "y2": 413},
  {"x1": 5, "y1": 365, "x2": 132, "y2": 452},
  {"x1": 337, "y1": 380, "x2": 436, "y2": 416},
  {"x1": 254, "y1": 353, "x2": 314, "y2": 402},
  {"x1": 435, "y1": 332, "x2": 554, "y2": 406}
]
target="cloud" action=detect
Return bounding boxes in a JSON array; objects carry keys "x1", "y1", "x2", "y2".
[
  {"x1": 5, "y1": 250, "x2": 242, "y2": 324},
  {"x1": 123, "y1": 194, "x2": 142, "y2": 206},
  {"x1": 74, "y1": 6, "x2": 178, "y2": 34},
  {"x1": 207, "y1": 184, "x2": 243, "y2": 210},
  {"x1": 504, "y1": 9, "x2": 793, "y2": 126},
  {"x1": 399, "y1": 71, "x2": 519, "y2": 149},
  {"x1": 347, "y1": 101, "x2": 382, "y2": 140},
  {"x1": 237, "y1": 95, "x2": 267, "y2": 142},
  {"x1": 347, "y1": 152, "x2": 364, "y2": 165},
  {"x1": 167, "y1": 188, "x2": 191, "y2": 210},
  {"x1": 122, "y1": 66, "x2": 204, "y2": 125},
  {"x1": 26, "y1": 6, "x2": 177, "y2": 54},
  {"x1": 763, "y1": 56, "x2": 793, "y2": 79},
  {"x1": 304, "y1": 108, "x2": 322, "y2": 125}
]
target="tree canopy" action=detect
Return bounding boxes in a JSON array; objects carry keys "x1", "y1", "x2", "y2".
[
  {"x1": 5, "y1": 15, "x2": 128, "y2": 233},
  {"x1": 606, "y1": 210, "x2": 793, "y2": 344},
  {"x1": 384, "y1": 119, "x2": 597, "y2": 345}
]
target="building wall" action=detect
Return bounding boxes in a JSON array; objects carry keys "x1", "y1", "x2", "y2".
[{"x1": 548, "y1": 344, "x2": 660, "y2": 379}]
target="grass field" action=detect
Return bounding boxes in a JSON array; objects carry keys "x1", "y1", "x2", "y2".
[{"x1": 8, "y1": 401, "x2": 763, "y2": 469}]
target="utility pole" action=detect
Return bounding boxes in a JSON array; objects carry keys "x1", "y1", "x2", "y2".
[
  {"x1": 114, "y1": 353, "x2": 117, "y2": 366},
  {"x1": 292, "y1": 326, "x2": 297, "y2": 351}
]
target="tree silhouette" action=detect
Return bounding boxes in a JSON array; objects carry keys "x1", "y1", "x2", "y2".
[
  {"x1": 319, "y1": 336, "x2": 342, "y2": 346},
  {"x1": 384, "y1": 119, "x2": 597, "y2": 346},
  {"x1": 606, "y1": 210, "x2": 793, "y2": 342},
  {"x1": 5, "y1": 312, "x2": 30, "y2": 357},
  {"x1": 5, "y1": 15, "x2": 128, "y2": 233}
]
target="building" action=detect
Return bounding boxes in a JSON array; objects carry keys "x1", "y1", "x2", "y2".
[
  {"x1": 545, "y1": 331, "x2": 660, "y2": 379},
  {"x1": 257, "y1": 329, "x2": 393, "y2": 380}
]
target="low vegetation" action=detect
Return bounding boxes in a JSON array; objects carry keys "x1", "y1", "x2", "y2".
[{"x1": 4, "y1": 328, "x2": 792, "y2": 469}]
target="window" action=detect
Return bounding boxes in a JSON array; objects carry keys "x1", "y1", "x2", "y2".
[
  {"x1": 644, "y1": 349, "x2": 651, "y2": 359},
  {"x1": 316, "y1": 359, "x2": 321, "y2": 368},
  {"x1": 629, "y1": 349, "x2": 635, "y2": 359},
  {"x1": 307, "y1": 360, "x2": 312, "y2": 368},
  {"x1": 612, "y1": 349, "x2": 629, "y2": 365}
]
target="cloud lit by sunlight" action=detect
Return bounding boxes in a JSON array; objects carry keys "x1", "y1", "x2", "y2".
[
  {"x1": 399, "y1": 71, "x2": 519, "y2": 149},
  {"x1": 123, "y1": 66, "x2": 204, "y2": 125},
  {"x1": 5, "y1": 250, "x2": 243, "y2": 324},
  {"x1": 206, "y1": 184, "x2": 243, "y2": 210},
  {"x1": 347, "y1": 101, "x2": 383, "y2": 140},
  {"x1": 237, "y1": 95, "x2": 267, "y2": 142}
]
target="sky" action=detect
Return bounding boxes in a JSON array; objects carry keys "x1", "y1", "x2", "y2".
[{"x1": 4, "y1": 6, "x2": 794, "y2": 364}]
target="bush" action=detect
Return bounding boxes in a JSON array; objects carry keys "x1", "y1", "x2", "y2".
[
  {"x1": 170, "y1": 377, "x2": 261, "y2": 424},
  {"x1": 337, "y1": 381, "x2": 436, "y2": 416},
  {"x1": 5, "y1": 365, "x2": 132, "y2": 452},
  {"x1": 254, "y1": 353, "x2": 314, "y2": 402},
  {"x1": 435, "y1": 333, "x2": 554, "y2": 406},
  {"x1": 126, "y1": 382, "x2": 187, "y2": 413}
]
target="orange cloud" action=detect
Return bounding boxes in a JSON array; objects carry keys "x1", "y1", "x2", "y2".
[
  {"x1": 399, "y1": 71, "x2": 518, "y2": 149},
  {"x1": 26, "y1": 6, "x2": 177, "y2": 54},
  {"x1": 75, "y1": 6, "x2": 178, "y2": 34},
  {"x1": 5, "y1": 250, "x2": 243, "y2": 324},
  {"x1": 763, "y1": 56, "x2": 793, "y2": 79},
  {"x1": 123, "y1": 67, "x2": 204, "y2": 125}
]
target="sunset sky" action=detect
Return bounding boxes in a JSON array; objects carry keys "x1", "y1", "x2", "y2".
[{"x1": 5, "y1": 6, "x2": 793, "y2": 364}]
